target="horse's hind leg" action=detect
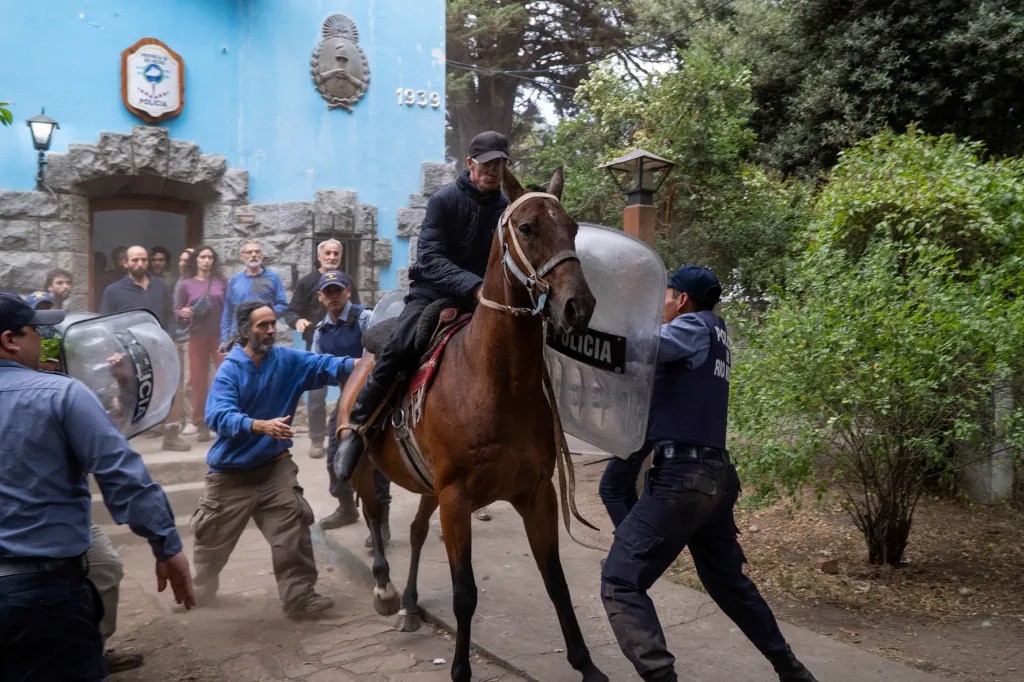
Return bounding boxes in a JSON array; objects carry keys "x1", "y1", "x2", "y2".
[
  {"x1": 438, "y1": 486, "x2": 476, "y2": 682},
  {"x1": 513, "y1": 481, "x2": 609, "y2": 682},
  {"x1": 356, "y1": 460, "x2": 400, "y2": 615},
  {"x1": 396, "y1": 494, "x2": 438, "y2": 632}
]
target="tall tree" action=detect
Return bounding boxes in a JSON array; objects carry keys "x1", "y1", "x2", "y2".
[
  {"x1": 750, "y1": 0, "x2": 1024, "y2": 174},
  {"x1": 445, "y1": 0, "x2": 635, "y2": 162}
]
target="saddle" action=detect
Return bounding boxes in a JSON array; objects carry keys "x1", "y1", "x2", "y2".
[{"x1": 361, "y1": 298, "x2": 472, "y2": 414}]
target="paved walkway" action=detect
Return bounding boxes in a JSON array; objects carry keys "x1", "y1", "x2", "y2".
[
  {"x1": 110, "y1": 448, "x2": 522, "y2": 681},
  {"x1": 109, "y1": 436, "x2": 944, "y2": 681}
]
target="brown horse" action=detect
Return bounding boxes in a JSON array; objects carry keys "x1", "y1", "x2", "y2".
[{"x1": 336, "y1": 166, "x2": 608, "y2": 682}]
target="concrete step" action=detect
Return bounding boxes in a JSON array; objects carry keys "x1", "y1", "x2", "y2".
[
  {"x1": 89, "y1": 452, "x2": 209, "y2": 495},
  {"x1": 91, "y1": 480, "x2": 205, "y2": 526}
]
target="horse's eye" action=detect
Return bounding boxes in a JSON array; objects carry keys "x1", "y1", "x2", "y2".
[{"x1": 518, "y1": 221, "x2": 534, "y2": 237}]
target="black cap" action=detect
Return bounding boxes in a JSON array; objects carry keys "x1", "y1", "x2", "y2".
[
  {"x1": 668, "y1": 265, "x2": 722, "y2": 306},
  {"x1": 468, "y1": 131, "x2": 510, "y2": 164},
  {"x1": 0, "y1": 291, "x2": 65, "y2": 334}
]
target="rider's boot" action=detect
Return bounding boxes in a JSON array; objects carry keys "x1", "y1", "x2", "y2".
[{"x1": 334, "y1": 372, "x2": 394, "y2": 482}]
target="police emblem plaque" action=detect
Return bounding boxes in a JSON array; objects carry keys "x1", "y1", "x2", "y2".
[
  {"x1": 121, "y1": 37, "x2": 184, "y2": 123},
  {"x1": 311, "y1": 14, "x2": 370, "y2": 112}
]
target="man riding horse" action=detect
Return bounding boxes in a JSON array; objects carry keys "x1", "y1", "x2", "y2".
[{"x1": 334, "y1": 131, "x2": 511, "y2": 480}]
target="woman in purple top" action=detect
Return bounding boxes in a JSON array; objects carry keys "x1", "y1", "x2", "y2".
[{"x1": 175, "y1": 245, "x2": 228, "y2": 442}]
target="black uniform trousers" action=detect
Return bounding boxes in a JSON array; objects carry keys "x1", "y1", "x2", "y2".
[
  {"x1": 0, "y1": 558, "x2": 106, "y2": 681},
  {"x1": 600, "y1": 443, "x2": 790, "y2": 680}
]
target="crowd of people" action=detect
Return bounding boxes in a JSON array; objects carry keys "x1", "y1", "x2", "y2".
[{"x1": 2, "y1": 130, "x2": 817, "y2": 682}]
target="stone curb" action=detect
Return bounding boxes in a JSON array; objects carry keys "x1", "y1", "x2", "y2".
[{"x1": 315, "y1": 526, "x2": 539, "y2": 682}]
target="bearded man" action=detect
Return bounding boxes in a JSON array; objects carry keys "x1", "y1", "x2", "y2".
[{"x1": 193, "y1": 301, "x2": 360, "y2": 618}]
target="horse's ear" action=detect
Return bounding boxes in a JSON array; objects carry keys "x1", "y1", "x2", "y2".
[
  {"x1": 502, "y1": 164, "x2": 526, "y2": 202},
  {"x1": 547, "y1": 166, "x2": 564, "y2": 200}
]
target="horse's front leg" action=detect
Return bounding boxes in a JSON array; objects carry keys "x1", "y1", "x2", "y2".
[
  {"x1": 513, "y1": 481, "x2": 609, "y2": 682},
  {"x1": 438, "y1": 484, "x2": 476, "y2": 682},
  {"x1": 396, "y1": 493, "x2": 439, "y2": 631},
  {"x1": 357, "y1": 459, "x2": 400, "y2": 615}
]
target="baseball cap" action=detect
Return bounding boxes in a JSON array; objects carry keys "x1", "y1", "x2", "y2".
[
  {"x1": 317, "y1": 270, "x2": 352, "y2": 292},
  {"x1": 0, "y1": 291, "x2": 65, "y2": 334},
  {"x1": 667, "y1": 265, "x2": 722, "y2": 306},
  {"x1": 468, "y1": 131, "x2": 510, "y2": 164},
  {"x1": 24, "y1": 291, "x2": 54, "y2": 310}
]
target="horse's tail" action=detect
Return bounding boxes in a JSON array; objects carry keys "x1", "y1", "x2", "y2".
[{"x1": 542, "y1": 367, "x2": 607, "y2": 552}]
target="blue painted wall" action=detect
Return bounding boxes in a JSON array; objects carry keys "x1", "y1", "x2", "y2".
[{"x1": 0, "y1": 0, "x2": 446, "y2": 287}]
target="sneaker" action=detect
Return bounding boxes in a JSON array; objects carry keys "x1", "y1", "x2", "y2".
[
  {"x1": 104, "y1": 649, "x2": 145, "y2": 673},
  {"x1": 196, "y1": 428, "x2": 212, "y2": 443},
  {"x1": 288, "y1": 592, "x2": 334, "y2": 618},
  {"x1": 194, "y1": 582, "x2": 218, "y2": 607},
  {"x1": 144, "y1": 425, "x2": 165, "y2": 438},
  {"x1": 162, "y1": 433, "x2": 191, "y2": 452},
  {"x1": 319, "y1": 505, "x2": 359, "y2": 530},
  {"x1": 309, "y1": 442, "x2": 326, "y2": 459},
  {"x1": 475, "y1": 507, "x2": 492, "y2": 521},
  {"x1": 181, "y1": 423, "x2": 198, "y2": 436}
]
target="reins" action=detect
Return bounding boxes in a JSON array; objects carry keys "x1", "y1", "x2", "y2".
[{"x1": 477, "y1": 192, "x2": 580, "y2": 318}]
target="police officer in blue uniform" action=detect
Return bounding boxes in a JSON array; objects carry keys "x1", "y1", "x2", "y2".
[
  {"x1": 0, "y1": 292, "x2": 195, "y2": 680},
  {"x1": 599, "y1": 266, "x2": 817, "y2": 682},
  {"x1": 310, "y1": 271, "x2": 392, "y2": 541}
]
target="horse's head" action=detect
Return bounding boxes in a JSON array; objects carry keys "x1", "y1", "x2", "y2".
[{"x1": 496, "y1": 166, "x2": 596, "y2": 334}]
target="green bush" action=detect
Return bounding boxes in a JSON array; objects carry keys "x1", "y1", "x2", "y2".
[{"x1": 730, "y1": 129, "x2": 1024, "y2": 565}]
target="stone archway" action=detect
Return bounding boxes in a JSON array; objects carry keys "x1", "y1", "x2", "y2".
[{"x1": 0, "y1": 125, "x2": 391, "y2": 309}]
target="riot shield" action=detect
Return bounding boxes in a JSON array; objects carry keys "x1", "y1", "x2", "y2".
[
  {"x1": 58, "y1": 310, "x2": 180, "y2": 439},
  {"x1": 544, "y1": 223, "x2": 665, "y2": 457},
  {"x1": 368, "y1": 289, "x2": 406, "y2": 328}
]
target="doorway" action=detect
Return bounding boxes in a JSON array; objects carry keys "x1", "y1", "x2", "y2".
[{"x1": 89, "y1": 197, "x2": 202, "y2": 310}]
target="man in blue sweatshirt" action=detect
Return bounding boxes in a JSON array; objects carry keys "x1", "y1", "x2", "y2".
[
  {"x1": 194, "y1": 301, "x2": 359, "y2": 617},
  {"x1": 219, "y1": 241, "x2": 288, "y2": 349}
]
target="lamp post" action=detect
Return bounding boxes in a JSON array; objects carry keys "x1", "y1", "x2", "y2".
[
  {"x1": 599, "y1": 148, "x2": 676, "y2": 245},
  {"x1": 26, "y1": 108, "x2": 59, "y2": 190}
]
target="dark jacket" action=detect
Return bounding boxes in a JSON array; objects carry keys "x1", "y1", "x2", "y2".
[
  {"x1": 408, "y1": 170, "x2": 508, "y2": 299},
  {"x1": 98, "y1": 275, "x2": 173, "y2": 334},
  {"x1": 285, "y1": 269, "x2": 361, "y2": 349}
]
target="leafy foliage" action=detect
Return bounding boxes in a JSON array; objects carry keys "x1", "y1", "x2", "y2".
[
  {"x1": 446, "y1": 0, "x2": 635, "y2": 159},
  {"x1": 730, "y1": 130, "x2": 1024, "y2": 564},
  {"x1": 526, "y1": 30, "x2": 811, "y2": 294},
  {"x1": 0, "y1": 102, "x2": 12, "y2": 127},
  {"x1": 748, "y1": 0, "x2": 1024, "y2": 175}
]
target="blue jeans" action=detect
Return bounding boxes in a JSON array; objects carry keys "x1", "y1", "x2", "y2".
[
  {"x1": 0, "y1": 567, "x2": 106, "y2": 681},
  {"x1": 600, "y1": 446, "x2": 789, "y2": 680}
]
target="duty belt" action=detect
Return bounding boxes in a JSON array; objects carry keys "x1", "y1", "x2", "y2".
[
  {"x1": 653, "y1": 441, "x2": 730, "y2": 465},
  {"x1": 0, "y1": 554, "x2": 88, "y2": 578}
]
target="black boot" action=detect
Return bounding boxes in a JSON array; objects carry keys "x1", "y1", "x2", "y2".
[
  {"x1": 334, "y1": 372, "x2": 395, "y2": 482},
  {"x1": 365, "y1": 502, "x2": 391, "y2": 548},
  {"x1": 768, "y1": 649, "x2": 818, "y2": 682}
]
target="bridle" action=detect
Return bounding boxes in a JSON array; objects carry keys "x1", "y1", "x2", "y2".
[{"x1": 477, "y1": 191, "x2": 580, "y2": 318}]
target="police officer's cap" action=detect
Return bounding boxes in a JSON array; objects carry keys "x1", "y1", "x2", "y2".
[
  {"x1": 0, "y1": 291, "x2": 65, "y2": 334},
  {"x1": 317, "y1": 270, "x2": 352, "y2": 292},
  {"x1": 668, "y1": 265, "x2": 722, "y2": 307}
]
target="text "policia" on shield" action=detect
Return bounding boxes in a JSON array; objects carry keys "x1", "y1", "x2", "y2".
[{"x1": 546, "y1": 327, "x2": 627, "y2": 374}]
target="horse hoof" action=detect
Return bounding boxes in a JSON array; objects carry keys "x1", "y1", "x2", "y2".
[
  {"x1": 582, "y1": 667, "x2": 609, "y2": 682},
  {"x1": 394, "y1": 608, "x2": 422, "y2": 632},
  {"x1": 373, "y1": 583, "x2": 401, "y2": 616}
]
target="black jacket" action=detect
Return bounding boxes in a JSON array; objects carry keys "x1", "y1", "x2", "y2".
[
  {"x1": 285, "y1": 269, "x2": 361, "y2": 348},
  {"x1": 409, "y1": 170, "x2": 509, "y2": 299}
]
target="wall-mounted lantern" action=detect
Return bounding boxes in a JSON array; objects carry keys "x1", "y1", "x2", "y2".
[{"x1": 26, "y1": 108, "x2": 59, "y2": 190}]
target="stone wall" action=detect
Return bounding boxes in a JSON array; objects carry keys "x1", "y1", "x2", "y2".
[
  {"x1": 0, "y1": 126, "x2": 396, "y2": 310},
  {"x1": 395, "y1": 162, "x2": 456, "y2": 290}
]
